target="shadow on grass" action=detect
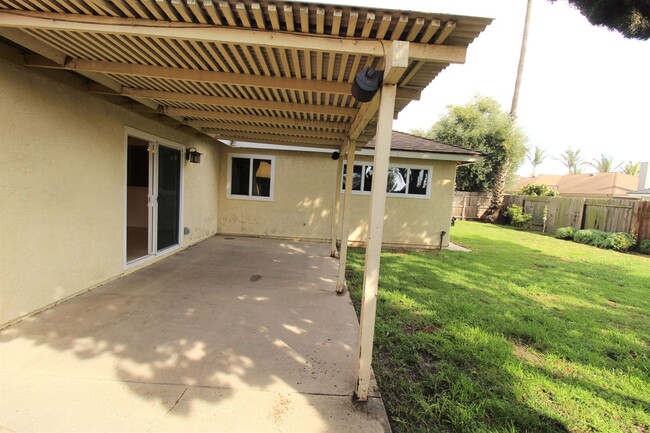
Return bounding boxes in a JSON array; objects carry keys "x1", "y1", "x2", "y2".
[{"x1": 346, "y1": 223, "x2": 650, "y2": 433}]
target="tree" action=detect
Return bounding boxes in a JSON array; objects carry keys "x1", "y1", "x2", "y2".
[
  {"x1": 585, "y1": 154, "x2": 622, "y2": 172},
  {"x1": 556, "y1": 148, "x2": 584, "y2": 174},
  {"x1": 526, "y1": 146, "x2": 547, "y2": 177},
  {"x1": 414, "y1": 95, "x2": 527, "y2": 193},
  {"x1": 551, "y1": 0, "x2": 650, "y2": 40},
  {"x1": 519, "y1": 184, "x2": 559, "y2": 196},
  {"x1": 620, "y1": 161, "x2": 641, "y2": 176},
  {"x1": 481, "y1": 0, "x2": 534, "y2": 222}
]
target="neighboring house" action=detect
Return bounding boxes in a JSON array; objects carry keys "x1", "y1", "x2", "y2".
[
  {"x1": 0, "y1": 0, "x2": 491, "y2": 399},
  {"x1": 513, "y1": 173, "x2": 639, "y2": 198},
  {"x1": 628, "y1": 162, "x2": 650, "y2": 200},
  {"x1": 628, "y1": 188, "x2": 650, "y2": 200}
]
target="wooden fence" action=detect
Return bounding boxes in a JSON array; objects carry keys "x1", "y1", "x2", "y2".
[
  {"x1": 499, "y1": 195, "x2": 649, "y2": 241},
  {"x1": 455, "y1": 192, "x2": 650, "y2": 241},
  {"x1": 453, "y1": 191, "x2": 491, "y2": 220}
]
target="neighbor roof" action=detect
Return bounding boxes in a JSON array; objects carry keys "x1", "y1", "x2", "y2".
[
  {"x1": 0, "y1": 1, "x2": 492, "y2": 148},
  {"x1": 364, "y1": 130, "x2": 483, "y2": 156},
  {"x1": 514, "y1": 173, "x2": 639, "y2": 197},
  {"x1": 629, "y1": 188, "x2": 650, "y2": 196}
]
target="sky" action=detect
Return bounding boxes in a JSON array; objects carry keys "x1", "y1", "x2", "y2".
[{"x1": 305, "y1": 0, "x2": 650, "y2": 176}]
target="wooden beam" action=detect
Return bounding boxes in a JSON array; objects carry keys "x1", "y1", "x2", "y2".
[
  {"x1": 348, "y1": 41, "x2": 409, "y2": 140},
  {"x1": 330, "y1": 152, "x2": 344, "y2": 257},
  {"x1": 0, "y1": 11, "x2": 467, "y2": 64},
  {"x1": 184, "y1": 115, "x2": 349, "y2": 131},
  {"x1": 25, "y1": 56, "x2": 354, "y2": 94},
  {"x1": 356, "y1": 83, "x2": 397, "y2": 401},
  {"x1": 0, "y1": 28, "x2": 66, "y2": 64},
  {"x1": 209, "y1": 131, "x2": 342, "y2": 148},
  {"x1": 434, "y1": 20, "x2": 456, "y2": 45},
  {"x1": 202, "y1": 124, "x2": 347, "y2": 140},
  {"x1": 336, "y1": 139, "x2": 356, "y2": 293},
  {"x1": 0, "y1": 10, "x2": 386, "y2": 57},
  {"x1": 110, "y1": 88, "x2": 360, "y2": 116}
]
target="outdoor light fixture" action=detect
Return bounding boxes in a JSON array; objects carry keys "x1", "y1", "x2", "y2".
[
  {"x1": 331, "y1": 151, "x2": 340, "y2": 160},
  {"x1": 186, "y1": 147, "x2": 202, "y2": 163},
  {"x1": 351, "y1": 66, "x2": 383, "y2": 102}
]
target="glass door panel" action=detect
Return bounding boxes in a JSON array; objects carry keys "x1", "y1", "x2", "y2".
[{"x1": 156, "y1": 145, "x2": 181, "y2": 251}]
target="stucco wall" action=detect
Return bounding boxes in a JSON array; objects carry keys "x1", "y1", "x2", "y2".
[
  {"x1": 216, "y1": 145, "x2": 456, "y2": 247},
  {"x1": 0, "y1": 60, "x2": 219, "y2": 326},
  {"x1": 347, "y1": 155, "x2": 456, "y2": 247},
  {"x1": 217, "y1": 146, "x2": 337, "y2": 239}
]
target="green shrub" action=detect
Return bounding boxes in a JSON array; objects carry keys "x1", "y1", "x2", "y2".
[
  {"x1": 639, "y1": 240, "x2": 650, "y2": 255},
  {"x1": 504, "y1": 205, "x2": 532, "y2": 227},
  {"x1": 519, "y1": 184, "x2": 559, "y2": 197},
  {"x1": 574, "y1": 229, "x2": 609, "y2": 247},
  {"x1": 607, "y1": 232, "x2": 636, "y2": 252},
  {"x1": 556, "y1": 227, "x2": 575, "y2": 239}
]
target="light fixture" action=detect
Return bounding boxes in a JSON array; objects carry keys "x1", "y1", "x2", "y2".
[
  {"x1": 331, "y1": 151, "x2": 340, "y2": 160},
  {"x1": 186, "y1": 147, "x2": 202, "y2": 163},
  {"x1": 351, "y1": 66, "x2": 383, "y2": 102}
]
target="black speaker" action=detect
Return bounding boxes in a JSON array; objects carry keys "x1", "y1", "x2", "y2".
[{"x1": 351, "y1": 67, "x2": 383, "y2": 102}]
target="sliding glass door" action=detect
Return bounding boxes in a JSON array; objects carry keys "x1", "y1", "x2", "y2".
[{"x1": 126, "y1": 135, "x2": 182, "y2": 265}]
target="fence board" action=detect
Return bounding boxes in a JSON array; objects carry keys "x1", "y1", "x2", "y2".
[
  {"x1": 634, "y1": 201, "x2": 650, "y2": 241},
  {"x1": 453, "y1": 191, "x2": 491, "y2": 219},
  {"x1": 584, "y1": 199, "x2": 636, "y2": 233}
]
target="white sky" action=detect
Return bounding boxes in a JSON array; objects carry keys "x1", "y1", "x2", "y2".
[{"x1": 305, "y1": 0, "x2": 650, "y2": 175}]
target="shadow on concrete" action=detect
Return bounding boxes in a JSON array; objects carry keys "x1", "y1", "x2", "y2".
[{"x1": 0, "y1": 236, "x2": 390, "y2": 432}]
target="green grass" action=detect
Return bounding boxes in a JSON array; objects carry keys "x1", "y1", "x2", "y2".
[{"x1": 346, "y1": 222, "x2": 650, "y2": 433}]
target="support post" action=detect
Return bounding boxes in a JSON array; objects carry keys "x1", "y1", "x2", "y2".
[
  {"x1": 330, "y1": 151, "x2": 345, "y2": 257},
  {"x1": 355, "y1": 84, "x2": 397, "y2": 400},
  {"x1": 336, "y1": 139, "x2": 357, "y2": 293}
]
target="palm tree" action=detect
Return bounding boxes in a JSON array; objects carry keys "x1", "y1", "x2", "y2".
[
  {"x1": 620, "y1": 161, "x2": 640, "y2": 176},
  {"x1": 585, "y1": 154, "x2": 622, "y2": 173},
  {"x1": 526, "y1": 146, "x2": 547, "y2": 177},
  {"x1": 484, "y1": 0, "x2": 532, "y2": 223},
  {"x1": 557, "y1": 148, "x2": 584, "y2": 174}
]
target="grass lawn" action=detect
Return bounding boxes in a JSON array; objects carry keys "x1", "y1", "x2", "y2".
[{"x1": 346, "y1": 222, "x2": 649, "y2": 433}]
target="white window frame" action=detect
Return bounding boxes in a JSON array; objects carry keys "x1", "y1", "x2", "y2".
[
  {"x1": 341, "y1": 161, "x2": 432, "y2": 199},
  {"x1": 227, "y1": 153, "x2": 276, "y2": 201}
]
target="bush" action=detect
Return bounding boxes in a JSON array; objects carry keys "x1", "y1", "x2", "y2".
[
  {"x1": 504, "y1": 205, "x2": 532, "y2": 227},
  {"x1": 607, "y1": 232, "x2": 636, "y2": 252},
  {"x1": 639, "y1": 240, "x2": 650, "y2": 255},
  {"x1": 556, "y1": 227, "x2": 575, "y2": 239},
  {"x1": 519, "y1": 184, "x2": 559, "y2": 197},
  {"x1": 574, "y1": 229, "x2": 609, "y2": 247}
]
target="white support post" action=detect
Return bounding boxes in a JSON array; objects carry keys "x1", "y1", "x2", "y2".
[
  {"x1": 336, "y1": 140, "x2": 357, "y2": 293},
  {"x1": 355, "y1": 84, "x2": 397, "y2": 401},
  {"x1": 330, "y1": 153, "x2": 345, "y2": 257}
]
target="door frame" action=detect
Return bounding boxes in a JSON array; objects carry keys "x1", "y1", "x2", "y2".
[{"x1": 123, "y1": 126, "x2": 185, "y2": 269}]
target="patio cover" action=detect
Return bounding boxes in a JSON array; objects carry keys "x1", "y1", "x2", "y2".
[
  {"x1": 0, "y1": 0, "x2": 492, "y2": 401},
  {"x1": 0, "y1": 1, "x2": 490, "y2": 147}
]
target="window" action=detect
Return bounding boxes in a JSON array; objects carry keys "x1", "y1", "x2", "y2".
[
  {"x1": 342, "y1": 162, "x2": 430, "y2": 198},
  {"x1": 228, "y1": 154, "x2": 274, "y2": 200}
]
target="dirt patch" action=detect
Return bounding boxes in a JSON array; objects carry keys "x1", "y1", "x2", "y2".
[
  {"x1": 403, "y1": 324, "x2": 441, "y2": 334},
  {"x1": 514, "y1": 344, "x2": 543, "y2": 366}
]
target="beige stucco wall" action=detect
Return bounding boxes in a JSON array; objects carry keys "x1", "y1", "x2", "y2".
[
  {"x1": 0, "y1": 60, "x2": 219, "y2": 326},
  {"x1": 216, "y1": 145, "x2": 456, "y2": 247},
  {"x1": 347, "y1": 155, "x2": 456, "y2": 248},
  {"x1": 217, "y1": 146, "x2": 337, "y2": 240}
]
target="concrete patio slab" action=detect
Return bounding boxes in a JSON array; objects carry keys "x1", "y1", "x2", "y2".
[{"x1": 0, "y1": 236, "x2": 391, "y2": 433}]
